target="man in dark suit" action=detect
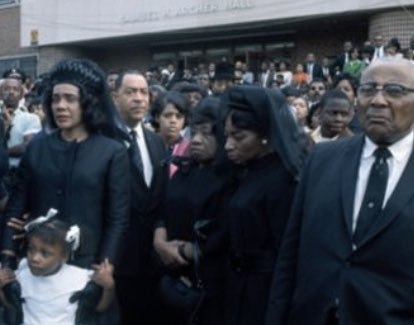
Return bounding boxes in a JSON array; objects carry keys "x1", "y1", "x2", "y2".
[
  {"x1": 266, "y1": 58, "x2": 414, "y2": 325},
  {"x1": 304, "y1": 53, "x2": 323, "y2": 82},
  {"x1": 112, "y1": 70, "x2": 168, "y2": 325},
  {"x1": 331, "y1": 41, "x2": 353, "y2": 75}
]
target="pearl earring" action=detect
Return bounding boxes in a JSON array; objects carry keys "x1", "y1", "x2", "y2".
[{"x1": 261, "y1": 139, "x2": 268, "y2": 146}]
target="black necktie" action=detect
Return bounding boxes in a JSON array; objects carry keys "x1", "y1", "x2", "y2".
[
  {"x1": 353, "y1": 147, "x2": 391, "y2": 244},
  {"x1": 129, "y1": 130, "x2": 143, "y2": 175}
]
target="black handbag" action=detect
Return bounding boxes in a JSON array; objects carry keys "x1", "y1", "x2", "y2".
[{"x1": 159, "y1": 242, "x2": 204, "y2": 323}]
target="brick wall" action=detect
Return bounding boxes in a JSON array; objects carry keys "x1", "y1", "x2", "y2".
[
  {"x1": 37, "y1": 46, "x2": 84, "y2": 74},
  {"x1": 0, "y1": 5, "x2": 36, "y2": 57},
  {"x1": 369, "y1": 8, "x2": 414, "y2": 48}
]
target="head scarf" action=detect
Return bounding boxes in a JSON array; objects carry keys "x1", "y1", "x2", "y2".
[{"x1": 224, "y1": 85, "x2": 306, "y2": 179}]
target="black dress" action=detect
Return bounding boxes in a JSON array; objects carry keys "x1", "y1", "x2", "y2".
[
  {"x1": 1, "y1": 131, "x2": 130, "y2": 268},
  {"x1": 225, "y1": 153, "x2": 297, "y2": 325},
  {"x1": 162, "y1": 160, "x2": 233, "y2": 325}
]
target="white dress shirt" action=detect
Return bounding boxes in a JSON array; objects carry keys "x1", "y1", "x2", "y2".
[
  {"x1": 8, "y1": 106, "x2": 42, "y2": 167},
  {"x1": 130, "y1": 123, "x2": 153, "y2": 187},
  {"x1": 352, "y1": 131, "x2": 414, "y2": 232},
  {"x1": 307, "y1": 63, "x2": 314, "y2": 82}
]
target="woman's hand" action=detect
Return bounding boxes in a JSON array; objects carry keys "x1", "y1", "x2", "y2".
[
  {"x1": 91, "y1": 258, "x2": 115, "y2": 290},
  {"x1": 0, "y1": 268, "x2": 15, "y2": 289},
  {"x1": 7, "y1": 214, "x2": 29, "y2": 241},
  {"x1": 154, "y1": 239, "x2": 189, "y2": 269}
]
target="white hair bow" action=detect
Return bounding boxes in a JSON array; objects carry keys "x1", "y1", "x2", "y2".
[
  {"x1": 65, "y1": 225, "x2": 80, "y2": 251},
  {"x1": 24, "y1": 208, "x2": 58, "y2": 232}
]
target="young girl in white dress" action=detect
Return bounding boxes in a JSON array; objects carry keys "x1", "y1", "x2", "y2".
[{"x1": 0, "y1": 209, "x2": 115, "y2": 325}]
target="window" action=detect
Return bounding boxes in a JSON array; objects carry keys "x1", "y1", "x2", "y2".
[
  {"x1": 0, "y1": 55, "x2": 37, "y2": 79},
  {"x1": 0, "y1": 0, "x2": 17, "y2": 6}
]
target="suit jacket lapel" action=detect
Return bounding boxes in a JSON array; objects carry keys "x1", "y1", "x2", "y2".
[
  {"x1": 361, "y1": 144, "x2": 414, "y2": 245},
  {"x1": 341, "y1": 135, "x2": 364, "y2": 237}
]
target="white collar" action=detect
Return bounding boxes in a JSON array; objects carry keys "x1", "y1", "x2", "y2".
[
  {"x1": 127, "y1": 122, "x2": 144, "y2": 139},
  {"x1": 362, "y1": 130, "x2": 414, "y2": 163}
]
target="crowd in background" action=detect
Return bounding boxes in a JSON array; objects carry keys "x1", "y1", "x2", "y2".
[{"x1": 0, "y1": 32, "x2": 411, "y2": 325}]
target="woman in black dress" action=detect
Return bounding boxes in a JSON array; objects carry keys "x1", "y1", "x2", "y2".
[
  {"x1": 223, "y1": 86, "x2": 306, "y2": 325},
  {"x1": 153, "y1": 97, "x2": 232, "y2": 324},
  {"x1": 0, "y1": 59, "x2": 130, "y2": 324}
]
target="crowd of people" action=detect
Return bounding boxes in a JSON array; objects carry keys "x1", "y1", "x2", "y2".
[{"x1": 0, "y1": 32, "x2": 411, "y2": 325}]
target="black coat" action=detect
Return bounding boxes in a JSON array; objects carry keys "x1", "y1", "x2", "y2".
[
  {"x1": 117, "y1": 127, "x2": 168, "y2": 276},
  {"x1": 225, "y1": 153, "x2": 297, "y2": 325},
  {"x1": 1, "y1": 131, "x2": 130, "y2": 268},
  {"x1": 162, "y1": 161, "x2": 233, "y2": 324},
  {"x1": 266, "y1": 134, "x2": 414, "y2": 325},
  {"x1": 304, "y1": 63, "x2": 324, "y2": 80}
]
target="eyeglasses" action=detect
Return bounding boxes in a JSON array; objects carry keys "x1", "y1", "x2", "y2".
[{"x1": 358, "y1": 83, "x2": 414, "y2": 98}]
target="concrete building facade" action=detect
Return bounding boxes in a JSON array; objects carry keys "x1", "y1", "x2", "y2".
[{"x1": 1, "y1": 0, "x2": 414, "y2": 77}]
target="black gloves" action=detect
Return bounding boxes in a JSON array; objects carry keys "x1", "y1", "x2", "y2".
[
  {"x1": 70, "y1": 281, "x2": 103, "y2": 325},
  {"x1": 0, "y1": 253, "x2": 17, "y2": 271},
  {"x1": 0, "y1": 253, "x2": 22, "y2": 325},
  {"x1": 3, "y1": 281, "x2": 23, "y2": 325}
]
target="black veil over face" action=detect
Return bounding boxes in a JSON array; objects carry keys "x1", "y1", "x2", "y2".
[{"x1": 224, "y1": 86, "x2": 306, "y2": 179}]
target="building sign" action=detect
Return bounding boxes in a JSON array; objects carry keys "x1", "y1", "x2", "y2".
[
  {"x1": 121, "y1": 0, "x2": 253, "y2": 24},
  {"x1": 20, "y1": 0, "x2": 414, "y2": 47}
]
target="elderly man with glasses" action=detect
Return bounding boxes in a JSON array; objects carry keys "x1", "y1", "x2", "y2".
[{"x1": 266, "y1": 57, "x2": 414, "y2": 325}]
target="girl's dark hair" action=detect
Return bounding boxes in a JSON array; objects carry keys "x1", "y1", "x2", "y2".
[
  {"x1": 27, "y1": 219, "x2": 73, "y2": 257},
  {"x1": 150, "y1": 90, "x2": 190, "y2": 130}
]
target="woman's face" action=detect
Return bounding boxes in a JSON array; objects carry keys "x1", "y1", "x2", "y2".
[
  {"x1": 157, "y1": 103, "x2": 185, "y2": 143},
  {"x1": 296, "y1": 64, "x2": 304, "y2": 73},
  {"x1": 292, "y1": 97, "x2": 309, "y2": 121},
  {"x1": 190, "y1": 122, "x2": 217, "y2": 163},
  {"x1": 224, "y1": 113, "x2": 267, "y2": 164},
  {"x1": 336, "y1": 79, "x2": 355, "y2": 103},
  {"x1": 51, "y1": 83, "x2": 85, "y2": 137}
]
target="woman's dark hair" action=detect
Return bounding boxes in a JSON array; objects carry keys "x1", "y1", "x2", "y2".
[
  {"x1": 387, "y1": 37, "x2": 401, "y2": 52},
  {"x1": 44, "y1": 83, "x2": 106, "y2": 134},
  {"x1": 27, "y1": 219, "x2": 73, "y2": 257},
  {"x1": 43, "y1": 58, "x2": 125, "y2": 139},
  {"x1": 150, "y1": 90, "x2": 190, "y2": 131},
  {"x1": 191, "y1": 96, "x2": 223, "y2": 143},
  {"x1": 306, "y1": 102, "x2": 321, "y2": 129},
  {"x1": 27, "y1": 96, "x2": 42, "y2": 113},
  {"x1": 333, "y1": 72, "x2": 359, "y2": 96}
]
